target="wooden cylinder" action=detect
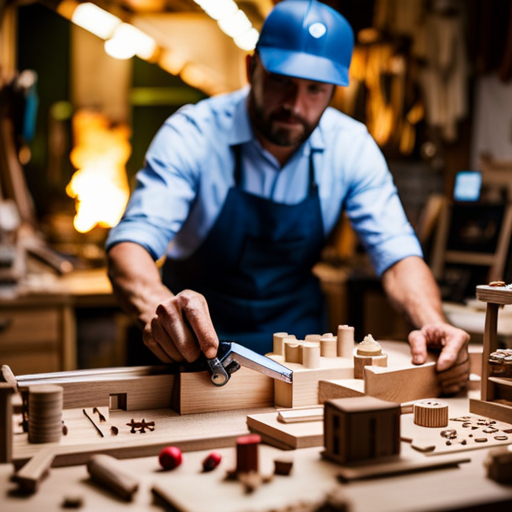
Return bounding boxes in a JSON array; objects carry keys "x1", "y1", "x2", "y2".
[
  {"x1": 305, "y1": 334, "x2": 321, "y2": 342},
  {"x1": 28, "y1": 385, "x2": 63, "y2": 444},
  {"x1": 87, "y1": 454, "x2": 139, "y2": 501},
  {"x1": 273, "y1": 332, "x2": 293, "y2": 356},
  {"x1": 303, "y1": 342, "x2": 321, "y2": 369},
  {"x1": 236, "y1": 434, "x2": 260, "y2": 473},
  {"x1": 337, "y1": 325, "x2": 355, "y2": 358},
  {"x1": 353, "y1": 349, "x2": 388, "y2": 379},
  {"x1": 413, "y1": 400, "x2": 449, "y2": 427},
  {"x1": 284, "y1": 340, "x2": 303, "y2": 364},
  {"x1": 320, "y1": 336, "x2": 337, "y2": 358}
]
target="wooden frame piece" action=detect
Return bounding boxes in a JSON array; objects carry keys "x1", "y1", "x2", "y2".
[{"x1": 470, "y1": 285, "x2": 512, "y2": 423}]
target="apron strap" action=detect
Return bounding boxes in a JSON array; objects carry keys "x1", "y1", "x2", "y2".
[{"x1": 232, "y1": 144, "x2": 318, "y2": 194}]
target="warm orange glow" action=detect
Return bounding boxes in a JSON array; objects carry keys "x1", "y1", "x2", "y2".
[{"x1": 66, "y1": 110, "x2": 131, "y2": 233}]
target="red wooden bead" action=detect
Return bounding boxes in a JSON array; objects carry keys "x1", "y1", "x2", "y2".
[
  {"x1": 159, "y1": 446, "x2": 182, "y2": 470},
  {"x1": 202, "y1": 451, "x2": 222, "y2": 472}
]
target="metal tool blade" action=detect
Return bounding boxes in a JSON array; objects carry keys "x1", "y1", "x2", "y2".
[{"x1": 221, "y1": 341, "x2": 292, "y2": 383}]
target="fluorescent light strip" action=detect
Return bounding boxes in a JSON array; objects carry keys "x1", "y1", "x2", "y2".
[
  {"x1": 71, "y1": 2, "x2": 121, "y2": 40},
  {"x1": 193, "y1": 0, "x2": 259, "y2": 50}
]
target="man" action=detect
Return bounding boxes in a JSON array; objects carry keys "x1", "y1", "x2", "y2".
[{"x1": 106, "y1": 0, "x2": 469, "y2": 394}]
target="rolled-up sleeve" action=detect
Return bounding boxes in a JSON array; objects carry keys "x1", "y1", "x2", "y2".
[{"x1": 343, "y1": 133, "x2": 423, "y2": 276}]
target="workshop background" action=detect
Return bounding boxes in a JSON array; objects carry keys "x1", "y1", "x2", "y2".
[{"x1": 1, "y1": 0, "x2": 512, "y2": 374}]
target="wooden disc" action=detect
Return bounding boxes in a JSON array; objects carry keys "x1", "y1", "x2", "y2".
[{"x1": 413, "y1": 400, "x2": 449, "y2": 428}]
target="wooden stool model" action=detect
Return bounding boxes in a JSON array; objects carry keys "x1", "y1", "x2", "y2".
[{"x1": 470, "y1": 285, "x2": 512, "y2": 423}]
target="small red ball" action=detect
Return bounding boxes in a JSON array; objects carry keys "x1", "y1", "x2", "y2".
[
  {"x1": 202, "y1": 451, "x2": 222, "y2": 472},
  {"x1": 159, "y1": 446, "x2": 182, "y2": 470}
]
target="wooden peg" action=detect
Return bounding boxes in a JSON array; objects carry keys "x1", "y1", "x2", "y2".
[
  {"x1": 273, "y1": 333, "x2": 295, "y2": 356},
  {"x1": 303, "y1": 342, "x2": 321, "y2": 369},
  {"x1": 284, "y1": 340, "x2": 303, "y2": 364},
  {"x1": 87, "y1": 454, "x2": 139, "y2": 501},
  {"x1": 320, "y1": 335, "x2": 337, "y2": 358},
  {"x1": 337, "y1": 325, "x2": 355, "y2": 358}
]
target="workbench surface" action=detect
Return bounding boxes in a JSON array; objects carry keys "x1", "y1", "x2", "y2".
[{"x1": 2, "y1": 395, "x2": 512, "y2": 512}]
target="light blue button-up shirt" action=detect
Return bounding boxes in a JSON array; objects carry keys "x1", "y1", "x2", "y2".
[{"x1": 106, "y1": 87, "x2": 422, "y2": 277}]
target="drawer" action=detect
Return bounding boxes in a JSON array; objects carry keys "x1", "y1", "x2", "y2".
[{"x1": 0, "y1": 308, "x2": 61, "y2": 348}]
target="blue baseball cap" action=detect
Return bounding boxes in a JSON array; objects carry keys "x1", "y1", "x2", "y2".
[{"x1": 256, "y1": 0, "x2": 354, "y2": 87}]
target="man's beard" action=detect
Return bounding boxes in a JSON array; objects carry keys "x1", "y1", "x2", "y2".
[{"x1": 250, "y1": 101, "x2": 316, "y2": 148}]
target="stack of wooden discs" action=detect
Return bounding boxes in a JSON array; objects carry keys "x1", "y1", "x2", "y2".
[
  {"x1": 413, "y1": 400, "x2": 449, "y2": 428},
  {"x1": 28, "y1": 384, "x2": 63, "y2": 443}
]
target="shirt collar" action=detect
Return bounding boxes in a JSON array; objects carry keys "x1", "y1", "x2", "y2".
[{"x1": 227, "y1": 86, "x2": 327, "y2": 154}]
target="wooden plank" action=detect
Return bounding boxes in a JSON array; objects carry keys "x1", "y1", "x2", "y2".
[
  {"x1": 247, "y1": 411, "x2": 323, "y2": 450},
  {"x1": 13, "y1": 406, "x2": 274, "y2": 468},
  {"x1": 172, "y1": 367, "x2": 274, "y2": 415},
  {"x1": 469, "y1": 398, "x2": 512, "y2": 424},
  {"x1": 0, "y1": 383, "x2": 15, "y2": 463},
  {"x1": 482, "y1": 302, "x2": 499, "y2": 401},
  {"x1": 363, "y1": 363, "x2": 440, "y2": 403},
  {"x1": 12, "y1": 446, "x2": 56, "y2": 492},
  {"x1": 333, "y1": 453, "x2": 470, "y2": 482},
  {"x1": 476, "y1": 286, "x2": 512, "y2": 305}
]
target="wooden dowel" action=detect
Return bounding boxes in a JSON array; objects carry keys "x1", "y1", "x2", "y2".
[{"x1": 87, "y1": 454, "x2": 139, "y2": 501}]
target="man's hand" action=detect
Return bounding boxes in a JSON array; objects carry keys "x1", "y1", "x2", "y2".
[
  {"x1": 143, "y1": 290, "x2": 219, "y2": 364},
  {"x1": 408, "y1": 323, "x2": 470, "y2": 395}
]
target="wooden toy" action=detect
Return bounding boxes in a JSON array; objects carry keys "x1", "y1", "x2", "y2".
[
  {"x1": 159, "y1": 446, "x2": 183, "y2": 470},
  {"x1": 336, "y1": 324, "x2": 355, "y2": 358},
  {"x1": 87, "y1": 454, "x2": 139, "y2": 501},
  {"x1": 413, "y1": 400, "x2": 449, "y2": 427},
  {"x1": 236, "y1": 434, "x2": 260, "y2": 473},
  {"x1": 470, "y1": 284, "x2": 512, "y2": 423},
  {"x1": 323, "y1": 396, "x2": 401, "y2": 464}
]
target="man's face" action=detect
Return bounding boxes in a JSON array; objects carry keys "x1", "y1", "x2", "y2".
[{"x1": 248, "y1": 55, "x2": 335, "y2": 149}]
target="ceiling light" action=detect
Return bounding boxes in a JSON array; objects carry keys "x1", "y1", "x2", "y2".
[
  {"x1": 195, "y1": 0, "x2": 238, "y2": 21},
  {"x1": 104, "y1": 23, "x2": 157, "y2": 61},
  {"x1": 218, "y1": 10, "x2": 252, "y2": 39},
  {"x1": 234, "y1": 28, "x2": 259, "y2": 51},
  {"x1": 71, "y1": 2, "x2": 121, "y2": 40}
]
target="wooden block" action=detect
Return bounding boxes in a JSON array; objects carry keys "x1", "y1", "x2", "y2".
[
  {"x1": 284, "y1": 340, "x2": 303, "y2": 364},
  {"x1": 236, "y1": 434, "x2": 260, "y2": 473},
  {"x1": 302, "y1": 342, "x2": 320, "y2": 369},
  {"x1": 323, "y1": 397, "x2": 401, "y2": 464},
  {"x1": 172, "y1": 367, "x2": 274, "y2": 415},
  {"x1": 353, "y1": 353, "x2": 388, "y2": 379},
  {"x1": 28, "y1": 384, "x2": 63, "y2": 444},
  {"x1": 0, "y1": 382, "x2": 15, "y2": 463},
  {"x1": 413, "y1": 400, "x2": 449, "y2": 427},
  {"x1": 12, "y1": 447, "x2": 55, "y2": 493},
  {"x1": 485, "y1": 447, "x2": 512, "y2": 483},
  {"x1": 337, "y1": 325, "x2": 354, "y2": 358},
  {"x1": 277, "y1": 407, "x2": 324, "y2": 423},
  {"x1": 87, "y1": 454, "x2": 139, "y2": 501},
  {"x1": 247, "y1": 411, "x2": 323, "y2": 449},
  {"x1": 320, "y1": 336, "x2": 337, "y2": 358},
  {"x1": 363, "y1": 363, "x2": 440, "y2": 403},
  {"x1": 272, "y1": 333, "x2": 293, "y2": 356},
  {"x1": 318, "y1": 379, "x2": 365, "y2": 404}
]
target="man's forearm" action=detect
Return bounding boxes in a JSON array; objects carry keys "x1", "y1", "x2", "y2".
[
  {"x1": 107, "y1": 242, "x2": 173, "y2": 328},
  {"x1": 381, "y1": 255, "x2": 445, "y2": 328}
]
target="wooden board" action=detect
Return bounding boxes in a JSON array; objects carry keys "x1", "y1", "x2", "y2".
[
  {"x1": 12, "y1": 406, "x2": 276, "y2": 468},
  {"x1": 401, "y1": 412, "x2": 512, "y2": 456},
  {"x1": 172, "y1": 367, "x2": 274, "y2": 415},
  {"x1": 363, "y1": 363, "x2": 440, "y2": 403},
  {"x1": 318, "y1": 379, "x2": 365, "y2": 403},
  {"x1": 332, "y1": 453, "x2": 470, "y2": 482},
  {"x1": 247, "y1": 411, "x2": 323, "y2": 450}
]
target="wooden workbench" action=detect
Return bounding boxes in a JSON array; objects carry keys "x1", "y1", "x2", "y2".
[{"x1": 1, "y1": 396, "x2": 512, "y2": 512}]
